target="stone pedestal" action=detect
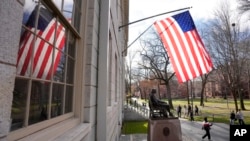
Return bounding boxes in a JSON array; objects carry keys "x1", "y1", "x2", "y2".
[{"x1": 147, "y1": 118, "x2": 182, "y2": 141}]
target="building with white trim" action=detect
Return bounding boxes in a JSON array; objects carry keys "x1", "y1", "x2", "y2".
[{"x1": 0, "y1": 0, "x2": 129, "y2": 140}]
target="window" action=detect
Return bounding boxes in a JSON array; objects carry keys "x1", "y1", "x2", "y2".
[{"x1": 11, "y1": 0, "x2": 80, "y2": 131}]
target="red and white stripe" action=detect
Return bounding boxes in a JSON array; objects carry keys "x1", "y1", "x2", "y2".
[
  {"x1": 17, "y1": 19, "x2": 65, "y2": 80},
  {"x1": 154, "y1": 17, "x2": 213, "y2": 83}
]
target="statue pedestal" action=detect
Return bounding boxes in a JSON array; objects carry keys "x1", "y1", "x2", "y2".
[{"x1": 147, "y1": 118, "x2": 182, "y2": 141}]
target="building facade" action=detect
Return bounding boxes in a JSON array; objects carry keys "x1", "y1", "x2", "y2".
[{"x1": 0, "y1": 0, "x2": 129, "y2": 140}]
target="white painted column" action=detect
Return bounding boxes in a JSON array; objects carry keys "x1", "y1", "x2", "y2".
[{"x1": 97, "y1": 0, "x2": 110, "y2": 141}]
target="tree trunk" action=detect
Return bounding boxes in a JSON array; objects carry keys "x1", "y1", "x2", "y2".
[
  {"x1": 187, "y1": 82, "x2": 190, "y2": 105},
  {"x1": 200, "y1": 88, "x2": 204, "y2": 107},
  {"x1": 200, "y1": 80, "x2": 206, "y2": 106},
  {"x1": 239, "y1": 90, "x2": 246, "y2": 110},
  {"x1": 166, "y1": 83, "x2": 173, "y2": 109},
  {"x1": 232, "y1": 90, "x2": 238, "y2": 111}
]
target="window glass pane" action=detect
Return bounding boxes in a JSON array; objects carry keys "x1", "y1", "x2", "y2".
[
  {"x1": 66, "y1": 57, "x2": 75, "y2": 84},
  {"x1": 65, "y1": 86, "x2": 73, "y2": 113},
  {"x1": 67, "y1": 32, "x2": 76, "y2": 58},
  {"x1": 28, "y1": 81, "x2": 50, "y2": 125},
  {"x1": 12, "y1": 0, "x2": 76, "y2": 130},
  {"x1": 11, "y1": 78, "x2": 28, "y2": 131},
  {"x1": 36, "y1": 6, "x2": 55, "y2": 45},
  {"x1": 17, "y1": 27, "x2": 35, "y2": 77},
  {"x1": 53, "y1": 0, "x2": 74, "y2": 21},
  {"x1": 52, "y1": 0, "x2": 81, "y2": 32},
  {"x1": 55, "y1": 20, "x2": 67, "y2": 51},
  {"x1": 51, "y1": 83, "x2": 64, "y2": 118},
  {"x1": 73, "y1": 0, "x2": 82, "y2": 31},
  {"x1": 32, "y1": 41, "x2": 53, "y2": 80},
  {"x1": 54, "y1": 50, "x2": 66, "y2": 82}
]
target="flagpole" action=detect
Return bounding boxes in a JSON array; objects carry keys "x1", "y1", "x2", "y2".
[
  {"x1": 119, "y1": 7, "x2": 192, "y2": 30},
  {"x1": 121, "y1": 7, "x2": 192, "y2": 56},
  {"x1": 122, "y1": 24, "x2": 153, "y2": 56}
]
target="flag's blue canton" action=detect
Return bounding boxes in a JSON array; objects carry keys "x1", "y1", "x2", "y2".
[
  {"x1": 26, "y1": 6, "x2": 53, "y2": 31},
  {"x1": 172, "y1": 11, "x2": 196, "y2": 32}
]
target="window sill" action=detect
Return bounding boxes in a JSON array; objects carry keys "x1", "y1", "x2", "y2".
[
  {"x1": 8, "y1": 116, "x2": 90, "y2": 141},
  {"x1": 53, "y1": 123, "x2": 91, "y2": 141}
]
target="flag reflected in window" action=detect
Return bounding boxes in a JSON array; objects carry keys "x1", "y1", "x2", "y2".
[{"x1": 17, "y1": 6, "x2": 66, "y2": 80}]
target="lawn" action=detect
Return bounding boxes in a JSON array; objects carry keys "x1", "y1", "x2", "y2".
[
  {"x1": 172, "y1": 98, "x2": 250, "y2": 124},
  {"x1": 122, "y1": 121, "x2": 148, "y2": 134}
]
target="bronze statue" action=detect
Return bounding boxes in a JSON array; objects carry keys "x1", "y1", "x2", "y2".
[{"x1": 149, "y1": 89, "x2": 173, "y2": 118}]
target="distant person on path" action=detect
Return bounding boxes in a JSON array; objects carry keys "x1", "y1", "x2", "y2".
[
  {"x1": 190, "y1": 110, "x2": 194, "y2": 121},
  {"x1": 188, "y1": 104, "x2": 192, "y2": 116},
  {"x1": 195, "y1": 105, "x2": 199, "y2": 115},
  {"x1": 237, "y1": 109, "x2": 245, "y2": 125},
  {"x1": 230, "y1": 110, "x2": 236, "y2": 125},
  {"x1": 183, "y1": 105, "x2": 187, "y2": 117},
  {"x1": 202, "y1": 117, "x2": 213, "y2": 141},
  {"x1": 177, "y1": 104, "x2": 182, "y2": 118}
]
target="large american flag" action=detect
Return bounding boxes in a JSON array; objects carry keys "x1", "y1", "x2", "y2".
[
  {"x1": 154, "y1": 11, "x2": 213, "y2": 83},
  {"x1": 17, "y1": 6, "x2": 65, "y2": 80}
]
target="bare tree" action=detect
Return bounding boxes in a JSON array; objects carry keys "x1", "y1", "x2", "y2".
[
  {"x1": 136, "y1": 29, "x2": 175, "y2": 108},
  {"x1": 205, "y1": 1, "x2": 250, "y2": 110},
  {"x1": 196, "y1": 26, "x2": 214, "y2": 106},
  {"x1": 238, "y1": 0, "x2": 250, "y2": 19},
  {"x1": 200, "y1": 74, "x2": 210, "y2": 106},
  {"x1": 238, "y1": 0, "x2": 250, "y2": 102}
]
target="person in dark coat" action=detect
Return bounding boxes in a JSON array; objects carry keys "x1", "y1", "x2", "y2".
[
  {"x1": 187, "y1": 104, "x2": 192, "y2": 116},
  {"x1": 177, "y1": 104, "x2": 182, "y2": 118},
  {"x1": 202, "y1": 117, "x2": 213, "y2": 140},
  {"x1": 194, "y1": 105, "x2": 199, "y2": 115},
  {"x1": 230, "y1": 110, "x2": 236, "y2": 125}
]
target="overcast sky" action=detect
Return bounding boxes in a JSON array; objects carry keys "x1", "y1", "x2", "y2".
[{"x1": 128, "y1": 0, "x2": 238, "y2": 50}]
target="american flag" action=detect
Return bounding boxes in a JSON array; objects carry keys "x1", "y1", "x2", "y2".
[
  {"x1": 17, "y1": 6, "x2": 66, "y2": 80},
  {"x1": 154, "y1": 11, "x2": 213, "y2": 83}
]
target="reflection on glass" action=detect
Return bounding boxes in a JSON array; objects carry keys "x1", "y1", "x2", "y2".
[
  {"x1": 66, "y1": 58, "x2": 75, "y2": 84},
  {"x1": 54, "y1": 50, "x2": 66, "y2": 82},
  {"x1": 51, "y1": 83, "x2": 63, "y2": 118},
  {"x1": 32, "y1": 41, "x2": 53, "y2": 80},
  {"x1": 53, "y1": 0, "x2": 74, "y2": 20},
  {"x1": 28, "y1": 81, "x2": 50, "y2": 125},
  {"x1": 12, "y1": 0, "x2": 76, "y2": 130},
  {"x1": 55, "y1": 20, "x2": 67, "y2": 51},
  {"x1": 67, "y1": 32, "x2": 76, "y2": 58},
  {"x1": 65, "y1": 86, "x2": 73, "y2": 113},
  {"x1": 11, "y1": 78, "x2": 28, "y2": 131},
  {"x1": 17, "y1": 4, "x2": 66, "y2": 81},
  {"x1": 73, "y1": 0, "x2": 82, "y2": 31},
  {"x1": 16, "y1": 27, "x2": 35, "y2": 77}
]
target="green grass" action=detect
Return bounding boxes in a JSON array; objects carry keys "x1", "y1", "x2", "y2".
[
  {"x1": 172, "y1": 98, "x2": 250, "y2": 124},
  {"x1": 122, "y1": 121, "x2": 148, "y2": 134}
]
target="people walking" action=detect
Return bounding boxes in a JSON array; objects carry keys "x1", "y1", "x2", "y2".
[
  {"x1": 190, "y1": 110, "x2": 194, "y2": 121},
  {"x1": 237, "y1": 109, "x2": 245, "y2": 125},
  {"x1": 230, "y1": 110, "x2": 236, "y2": 125},
  {"x1": 188, "y1": 104, "x2": 192, "y2": 117},
  {"x1": 176, "y1": 104, "x2": 182, "y2": 118},
  {"x1": 183, "y1": 105, "x2": 187, "y2": 117},
  {"x1": 202, "y1": 117, "x2": 213, "y2": 140},
  {"x1": 195, "y1": 105, "x2": 199, "y2": 115}
]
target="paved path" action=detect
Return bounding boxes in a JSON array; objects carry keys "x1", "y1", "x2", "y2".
[
  {"x1": 120, "y1": 106, "x2": 229, "y2": 141},
  {"x1": 180, "y1": 119, "x2": 229, "y2": 141}
]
